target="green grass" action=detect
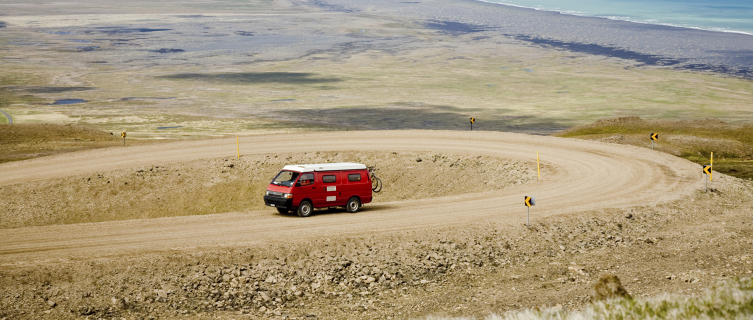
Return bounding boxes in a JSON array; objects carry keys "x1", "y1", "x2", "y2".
[
  {"x1": 0, "y1": 123, "x2": 133, "y2": 163},
  {"x1": 509, "y1": 277, "x2": 753, "y2": 320},
  {"x1": 427, "y1": 277, "x2": 753, "y2": 320},
  {"x1": 554, "y1": 117, "x2": 753, "y2": 180}
]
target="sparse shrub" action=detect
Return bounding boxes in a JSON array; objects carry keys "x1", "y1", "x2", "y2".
[
  {"x1": 593, "y1": 274, "x2": 631, "y2": 301},
  {"x1": 466, "y1": 277, "x2": 753, "y2": 320}
]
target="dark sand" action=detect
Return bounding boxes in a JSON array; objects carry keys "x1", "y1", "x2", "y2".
[{"x1": 312, "y1": 0, "x2": 753, "y2": 78}]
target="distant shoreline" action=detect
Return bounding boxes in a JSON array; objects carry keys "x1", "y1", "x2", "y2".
[
  {"x1": 457, "y1": 0, "x2": 753, "y2": 78},
  {"x1": 312, "y1": 0, "x2": 753, "y2": 79},
  {"x1": 474, "y1": 0, "x2": 753, "y2": 36}
]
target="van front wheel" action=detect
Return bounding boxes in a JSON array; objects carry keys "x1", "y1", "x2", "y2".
[
  {"x1": 297, "y1": 201, "x2": 313, "y2": 217},
  {"x1": 346, "y1": 197, "x2": 361, "y2": 213}
]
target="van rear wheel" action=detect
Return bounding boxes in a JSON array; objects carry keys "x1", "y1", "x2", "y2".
[
  {"x1": 346, "y1": 197, "x2": 361, "y2": 213},
  {"x1": 297, "y1": 201, "x2": 313, "y2": 217}
]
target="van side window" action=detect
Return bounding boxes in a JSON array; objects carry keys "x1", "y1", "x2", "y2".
[
  {"x1": 322, "y1": 175, "x2": 336, "y2": 183},
  {"x1": 348, "y1": 173, "x2": 361, "y2": 182},
  {"x1": 298, "y1": 173, "x2": 314, "y2": 186}
]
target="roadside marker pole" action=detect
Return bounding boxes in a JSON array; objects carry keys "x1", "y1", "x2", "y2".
[
  {"x1": 650, "y1": 133, "x2": 658, "y2": 150},
  {"x1": 470, "y1": 117, "x2": 475, "y2": 131},
  {"x1": 703, "y1": 165, "x2": 712, "y2": 192},
  {"x1": 537, "y1": 151, "x2": 540, "y2": 178},
  {"x1": 524, "y1": 196, "x2": 535, "y2": 228},
  {"x1": 703, "y1": 152, "x2": 714, "y2": 192},
  {"x1": 237, "y1": 136, "x2": 240, "y2": 159},
  {"x1": 121, "y1": 131, "x2": 126, "y2": 146}
]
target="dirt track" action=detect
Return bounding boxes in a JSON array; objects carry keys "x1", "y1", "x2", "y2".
[{"x1": 0, "y1": 130, "x2": 701, "y2": 266}]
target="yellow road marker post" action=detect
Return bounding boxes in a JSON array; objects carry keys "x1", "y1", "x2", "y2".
[
  {"x1": 237, "y1": 136, "x2": 240, "y2": 159},
  {"x1": 537, "y1": 151, "x2": 540, "y2": 179},
  {"x1": 710, "y1": 152, "x2": 713, "y2": 181}
]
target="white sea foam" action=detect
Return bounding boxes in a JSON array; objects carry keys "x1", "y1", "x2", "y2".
[{"x1": 474, "y1": 0, "x2": 753, "y2": 36}]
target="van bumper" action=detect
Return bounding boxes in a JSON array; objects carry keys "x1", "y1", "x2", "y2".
[{"x1": 264, "y1": 195, "x2": 293, "y2": 210}]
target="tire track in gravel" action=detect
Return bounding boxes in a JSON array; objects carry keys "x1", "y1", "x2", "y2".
[{"x1": 0, "y1": 130, "x2": 700, "y2": 266}]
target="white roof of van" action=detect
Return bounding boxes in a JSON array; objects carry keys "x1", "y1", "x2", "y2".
[{"x1": 282, "y1": 163, "x2": 367, "y2": 173}]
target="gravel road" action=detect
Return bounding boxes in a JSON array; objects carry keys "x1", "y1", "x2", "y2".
[{"x1": 0, "y1": 130, "x2": 700, "y2": 266}]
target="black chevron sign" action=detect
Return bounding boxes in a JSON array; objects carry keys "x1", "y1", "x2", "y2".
[
  {"x1": 525, "y1": 196, "x2": 535, "y2": 207},
  {"x1": 470, "y1": 117, "x2": 475, "y2": 124},
  {"x1": 650, "y1": 132, "x2": 658, "y2": 140},
  {"x1": 703, "y1": 165, "x2": 712, "y2": 175}
]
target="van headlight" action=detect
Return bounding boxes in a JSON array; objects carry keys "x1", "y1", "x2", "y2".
[
  {"x1": 283, "y1": 193, "x2": 293, "y2": 199},
  {"x1": 265, "y1": 191, "x2": 271, "y2": 196}
]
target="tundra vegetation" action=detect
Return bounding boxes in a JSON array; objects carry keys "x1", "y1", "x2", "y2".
[{"x1": 555, "y1": 117, "x2": 753, "y2": 181}]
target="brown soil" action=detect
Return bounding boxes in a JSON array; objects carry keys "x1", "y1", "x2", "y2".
[{"x1": 0, "y1": 130, "x2": 751, "y2": 319}]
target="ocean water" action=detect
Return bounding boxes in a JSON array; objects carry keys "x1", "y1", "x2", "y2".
[{"x1": 479, "y1": 0, "x2": 753, "y2": 35}]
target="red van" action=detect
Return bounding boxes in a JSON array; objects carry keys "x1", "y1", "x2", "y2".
[{"x1": 263, "y1": 163, "x2": 373, "y2": 217}]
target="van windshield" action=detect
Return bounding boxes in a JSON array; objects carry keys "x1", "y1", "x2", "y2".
[{"x1": 271, "y1": 171, "x2": 300, "y2": 187}]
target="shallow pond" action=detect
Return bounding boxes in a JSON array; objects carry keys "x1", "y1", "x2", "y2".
[{"x1": 50, "y1": 99, "x2": 87, "y2": 105}]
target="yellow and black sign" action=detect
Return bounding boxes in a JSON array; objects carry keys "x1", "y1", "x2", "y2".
[
  {"x1": 525, "y1": 196, "x2": 535, "y2": 207},
  {"x1": 470, "y1": 117, "x2": 475, "y2": 124},
  {"x1": 650, "y1": 132, "x2": 658, "y2": 141},
  {"x1": 121, "y1": 131, "x2": 127, "y2": 138},
  {"x1": 703, "y1": 165, "x2": 712, "y2": 175}
]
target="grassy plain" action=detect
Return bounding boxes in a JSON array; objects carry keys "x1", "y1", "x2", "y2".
[
  {"x1": 555, "y1": 117, "x2": 753, "y2": 180},
  {"x1": 0, "y1": 123, "x2": 156, "y2": 163},
  {"x1": 0, "y1": 0, "x2": 752, "y2": 137},
  {"x1": 5, "y1": 46, "x2": 753, "y2": 135}
]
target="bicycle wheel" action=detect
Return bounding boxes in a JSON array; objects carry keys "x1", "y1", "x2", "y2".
[{"x1": 373, "y1": 176, "x2": 383, "y2": 193}]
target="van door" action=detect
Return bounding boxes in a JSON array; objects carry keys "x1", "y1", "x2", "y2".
[
  {"x1": 317, "y1": 171, "x2": 343, "y2": 207},
  {"x1": 293, "y1": 173, "x2": 316, "y2": 208}
]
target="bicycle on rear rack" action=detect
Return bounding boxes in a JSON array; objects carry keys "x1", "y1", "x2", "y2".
[{"x1": 367, "y1": 166, "x2": 383, "y2": 193}]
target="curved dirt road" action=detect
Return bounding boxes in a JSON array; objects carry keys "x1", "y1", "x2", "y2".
[{"x1": 0, "y1": 130, "x2": 701, "y2": 266}]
